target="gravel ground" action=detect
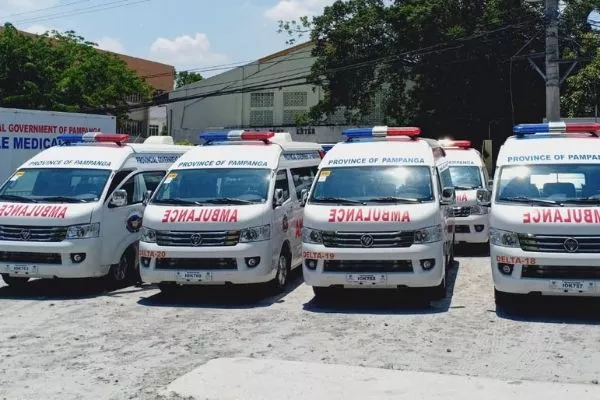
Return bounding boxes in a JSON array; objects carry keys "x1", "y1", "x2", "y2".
[{"x1": 1, "y1": 247, "x2": 599, "y2": 400}]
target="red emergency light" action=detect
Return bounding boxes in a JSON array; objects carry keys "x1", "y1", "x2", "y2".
[{"x1": 440, "y1": 139, "x2": 471, "y2": 149}]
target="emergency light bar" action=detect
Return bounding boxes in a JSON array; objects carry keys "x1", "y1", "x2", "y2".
[
  {"x1": 57, "y1": 132, "x2": 130, "y2": 145},
  {"x1": 199, "y1": 130, "x2": 275, "y2": 143},
  {"x1": 439, "y1": 139, "x2": 471, "y2": 149},
  {"x1": 342, "y1": 126, "x2": 421, "y2": 140},
  {"x1": 513, "y1": 122, "x2": 600, "y2": 137}
]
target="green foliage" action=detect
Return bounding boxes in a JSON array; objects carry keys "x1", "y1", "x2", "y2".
[
  {"x1": 279, "y1": 0, "x2": 600, "y2": 141},
  {"x1": 175, "y1": 138, "x2": 194, "y2": 145},
  {"x1": 175, "y1": 71, "x2": 204, "y2": 88},
  {"x1": 0, "y1": 23, "x2": 151, "y2": 120}
]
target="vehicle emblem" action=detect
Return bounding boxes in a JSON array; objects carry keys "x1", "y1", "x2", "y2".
[
  {"x1": 563, "y1": 238, "x2": 579, "y2": 253},
  {"x1": 20, "y1": 229, "x2": 31, "y2": 240},
  {"x1": 360, "y1": 234, "x2": 374, "y2": 248},
  {"x1": 190, "y1": 233, "x2": 203, "y2": 246}
]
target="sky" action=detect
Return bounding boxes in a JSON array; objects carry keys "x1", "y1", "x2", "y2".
[{"x1": 0, "y1": 0, "x2": 335, "y2": 76}]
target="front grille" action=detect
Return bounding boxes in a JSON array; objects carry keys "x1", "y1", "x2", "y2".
[
  {"x1": 450, "y1": 206, "x2": 471, "y2": 217},
  {"x1": 323, "y1": 260, "x2": 413, "y2": 273},
  {"x1": 0, "y1": 225, "x2": 67, "y2": 242},
  {"x1": 155, "y1": 230, "x2": 240, "y2": 247},
  {"x1": 0, "y1": 251, "x2": 61, "y2": 264},
  {"x1": 518, "y1": 234, "x2": 600, "y2": 253},
  {"x1": 522, "y1": 265, "x2": 600, "y2": 280},
  {"x1": 455, "y1": 225, "x2": 471, "y2": 233},
  {"x1": 155, "y1": 258, "x2": 237, "y2": 270},
  {"x1": 322, "y1": 231, "x2": 414, "y2": 248}
]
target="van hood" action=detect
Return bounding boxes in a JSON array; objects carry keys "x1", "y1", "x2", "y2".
[
  {"x1": 0, "y1": 203, "x2": 93, "y2": 226},
  {"x1": 304, "y1": 203, "x2": 440, "y2": 231},
  {"x1": 491, "y1": 204, "x2": 600, "y2": 235},
  {"x1": 455, "y1": 190, "x2": 478, "y2": 206},
  {"x1": 144, "y1": 204, "x2": 269, "y2": 230}
]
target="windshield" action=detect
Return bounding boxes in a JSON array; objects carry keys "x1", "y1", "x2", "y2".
[
  {"x1": 496, "y1": 164, "x2": 600, "y2": 205},
  {"x1": 152, "y1": 168, "x2": 271, "y2": 205},
  {"x1": 309, "y1": 166, "x2": 434, "y2": 204},
  {"x1": 443, "y1": 166, "x2": 483, "y2": 189},
  {"x1": 0, "y1": 168, "x2": 111, "y2": 203}
]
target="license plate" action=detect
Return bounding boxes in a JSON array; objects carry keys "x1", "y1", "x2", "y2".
[
  {"x1": 346, "y1": 273, "x2": 387, "y2": 285},
  {"x1": 8, "y1": 265, "x2": 37, "y2": 275},
  {"x1": 550, "y1": 280, "x2": 593, "y2": 293},
  {"x1": 175, "y1": 271, "x2": 212, "y2": 282}
]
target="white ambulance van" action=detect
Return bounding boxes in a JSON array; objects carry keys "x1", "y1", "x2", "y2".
[
  {"x1": 0, "y1": 133, "x2": 192, "y2": 287},
  {"x1": 139, "y1": 130, "x2": 323, "y2": 294},
  {"x1": 437, "y1": 139, "x2": 491, "y2": 244},
  {"x1": 490, "y1": 122, "x2": 600, "y2": 306},
  {"x1": 302, "y1": 126, "x2": 457, "y2": 301}
]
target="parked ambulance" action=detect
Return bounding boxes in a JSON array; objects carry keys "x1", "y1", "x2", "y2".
[
  {"x1": 302, "y1": 126, "x2": 456, "y2": 301},
  {"x1": 139, "y1": 130, "x2": 323, "y2": 294},
  {"x1": 0, "y1": 133, "x2": 192, "y2": 287},
  {"x1": 437, "y1": 139, "x2": 491, "y2": 244},
  {"x1": 490, "y1": 122, "x2": 600, "y2": 306}
]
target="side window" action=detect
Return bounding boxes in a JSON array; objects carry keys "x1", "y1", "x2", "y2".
[
  {"x1": 275, "y1": 170, "x2": 291, "y2": 202},
  {"x1": 439, "y1": 168, "x2": 452, "y2": 188},
  {"x1": 290, "y1": 166, "x2": 317, "y2": 199},
  {"x1": 105, "y1": 169, "x2": 135, "y2": 201},
  {"x1": 141, "y1": 171, "x2": 166, "y2": 194}
]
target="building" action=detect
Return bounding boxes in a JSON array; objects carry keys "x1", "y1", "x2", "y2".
[{"x1": 167, "y1": 42, "x2": 384, "y2": 144}]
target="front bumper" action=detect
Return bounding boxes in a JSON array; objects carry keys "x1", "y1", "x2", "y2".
[
  {"x1": 453, "y1": 214, "x2": 489, "y2": 243},
  {"x1": 139, "y1": 241, "x2": 275, "y2": 285},
  {"x1": 0, "y1": 238, "x2": 107, "y2": 279},
  {"x1": 302, "y1": 242, "x2": 444, "y2": 289},
  {"x1": 491, "y1": 245, "x2": 600, "y2": 297}
]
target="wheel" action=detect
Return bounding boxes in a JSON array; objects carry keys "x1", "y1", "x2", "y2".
[
  {"x1": 158, "y1": 282, "x2": 179, "y2": 296},
  {"x1": 271, "y1": 249, "x2": 291, "y2": 293},
  {"x1": 1, "y1": 274, "x2": 29, "y2": 287},
  {"x1": 430, "y1": 276, "x2": 447, "y2": 301},
  {"x1": 494, "y1": 289, "x2": 517, "y2": 310},
  {"x1": 106, "y1": 251, "x2": 132, "y2": 287}
]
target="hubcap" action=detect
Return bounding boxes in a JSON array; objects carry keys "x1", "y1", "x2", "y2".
[
  {"x1": 114, "y1": 256, "x2": 127, "y2": 281},
  {"x1": 277, "y1": 255, "x2": 287, "y2": 286}
]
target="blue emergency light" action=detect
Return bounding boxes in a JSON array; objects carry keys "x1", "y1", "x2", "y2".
[
  {"x1": 199, "y1": 130, "x2": 274, "y2": 143},
  {"x1": 57, "y1": 132, "x2": 130, "y2": 146},
  {"x1": 513, "y1": 122, "x2": 600, "y2": 137},
  {"x1": 342, "y1": 126, "x2": 421, "y2": 141}
]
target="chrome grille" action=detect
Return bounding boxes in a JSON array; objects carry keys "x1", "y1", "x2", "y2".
[
  {"x1": 321, "y1": 231, "x2": 414, "y2": 248},
  {"x1": 0, "y1": 225, "x2": 67, "y2": 242},
  {"x1": 450, "y1": 206, "x2": 471, "y2": 217},
  {"x1": 155, "y1": 230, "x2": 239, "y2": 247},
  {"x1": 518, "y1": 234, "x2": 600, "y2": 253}
]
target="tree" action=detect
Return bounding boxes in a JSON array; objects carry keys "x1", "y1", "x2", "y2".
[
  {"x1": 0, "y1": 23, "x2": 151, "y2": 120},
  {"x1": 278, "y1": 0, "x2": 600, "y2": 144},
  {"x1": 175, "y1": 71, "x2": 204, "y2": 88}
]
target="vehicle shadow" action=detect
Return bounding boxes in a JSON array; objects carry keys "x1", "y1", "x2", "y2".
[
  {"x1": 137, "y1": 268, "x2": 304, "y2": 309},
  {"x1": 495, "y1": 296, "x2": 600, "y2": 325},
  {"x1": 454, "y1": 242, "x2": 489, "y2": 258},
  {"x1": 302, "y1": 260, "x2": 461, "y2": 315},
  {"x1": 0, "y1": 278, "x2": 152, "y2": 300}
]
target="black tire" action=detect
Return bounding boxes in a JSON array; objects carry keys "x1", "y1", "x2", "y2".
[
  {"x1": 158, "y1": 282, "x2": 178, "y2": 296},
  {"x1": 271, "y1": 248, "x2": 291, "y2": 293},
  {"x1": 1, "y1": 274, "x2": 29, "y2": 287},
  {"x1": 106, "y1": 251, "x2": 132, "y2": 288},
  {"x1": 430, "y1": 276, "x2": 447, "y2": 301},
  {"x1": 494, "y1": 289, "x2": 517, "y2": 310}
]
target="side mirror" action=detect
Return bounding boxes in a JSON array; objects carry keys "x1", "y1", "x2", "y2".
[
  {"x1": 440, "y1": 187, "x2": 456, "y2": 205},
  {"x1": 142, "y1": 190, "x2": 153, "y2": 205},
  {"x1": 476, "y1": 188, "x2": 492, "y2": 206},
  {"x1": 274, "y1": 188, "x2": 284, "y2": 207},
  {"x1": 300, "y1": 189, "x2": 308, "y2": 207},
  {"x1": 110, "y1": 189, "x2": 128, "y2": 208}
]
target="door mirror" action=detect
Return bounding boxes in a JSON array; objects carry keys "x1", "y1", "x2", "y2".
[
  {"x1": 440, "y1": 187, "x2": 456, "y2": 205},
  {"x1": 142, "y1": 190, "x2": 153, "y2": 205},
  {"x1": 109, "y1": 189, "x2": 128, "y2": 208},
  {"x1": 300, "y1": 189, "x2": 308, "y2": 207},
  {"x1": 274, "y1": 188, "x2": 284, "y2": 207},
  {"x1": 476, "y1": 188, "x2": 492, "y2": 206}
]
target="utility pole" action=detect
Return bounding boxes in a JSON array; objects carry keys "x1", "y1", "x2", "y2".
[{"x1": 545, "y1": 0, "x2": 560, "y2": 121}]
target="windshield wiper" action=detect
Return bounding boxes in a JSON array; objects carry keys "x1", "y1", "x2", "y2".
[
  {"x1": 363, "y1": 196, "x2": 423, "y2": 204},
  {"x1": 38, "y1": 196, "x2": 86, "y2": 203},
  {"x1": 454, "y1": 185, "x2": 479, "y2": 190},
  {"x1": 203, "y1": 197, "x2": 255, "y2": 205},
  {"x1": 312, "y1": 197, "x2": 365, "y2": 205},
  {"x1": 500, "y1": 196, "x2": 562, "y2": 206},
  {"x1": 561, "y1": 197, "x2": 600, "y2": 205},
  {"x1": 0, "y1": 194, "x2": 37, "y2": 203},
  {"x1": 152, "y1": 198, "x2": 202, "y2": 206}
]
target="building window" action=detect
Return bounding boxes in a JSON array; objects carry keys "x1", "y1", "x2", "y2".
[
  {"x1": 283, "y1": 92, "x2": 307, "y2": 107},
  {"x1": 148, "y1": 125, "x2": 159, "y2": 136},
  {"x1": 250, "y1": 110, "x2": 274, "y2": 127},
  {"x1": 250, "y1": 92, "x2": 274, "y2": 108},
  {"x1": 283, "y1": 110, "x2": 308, "y2": 125},
  {"x1": 119, "y1": 120, "x2": 144, "y2": 137},
  {"x1": 125, "y1": 93, "x2": 142, "y2": 104}
]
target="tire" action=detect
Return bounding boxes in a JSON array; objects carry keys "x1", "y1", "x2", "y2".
[
  {"x1": 158, "y1": 283, "x2": 178, "y2": 296},
  {"x1": 1, "y1": 274, "x2": 29, "y2": 287},
  {"x1": 271, "y1": 249, "x2": 291, "y2": 293},
  {"x1": 430, "y1": 276, "x2": 447, "y2": 301},
  {"x1": 494, "y1": 289, "x2": 517, "y2": 310},
  {"x1": 106, "y1": 251, "x2": 132, "y2": 288}
]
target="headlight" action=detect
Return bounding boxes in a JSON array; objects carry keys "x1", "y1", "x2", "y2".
[
  {"x1": 302, "y1": 227, "x2": 323, "y2": 244},
  {"x1": 490, "y1": 229, "x2": 520, "y2": 247},
  {"x1": 240, "y1": 225, "x2": 271, "y2": 243},
  {"x1": 469, "y1": 205, "x2": 489, "y2": 215},
  {"x1": 414, "y1": 225, "x2": 442, "y2": 244},
  {"x1": 141, "y1": 227, "x2": 156, "y2": 243},
  {"x1": 66, "y1": 223, "x2": 100, "y2": 239}
]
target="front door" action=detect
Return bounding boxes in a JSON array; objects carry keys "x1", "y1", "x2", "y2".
[{"x1": 271, "y1": 169, "x2": 294, "y2": 269}]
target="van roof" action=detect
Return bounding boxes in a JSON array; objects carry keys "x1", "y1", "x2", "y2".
[
  {"x1": 497, "y1": 134, "x2": 600, "y2": 166},
  {"x1": 441, "y1": 147, "x2": 484, "y2": 166}
]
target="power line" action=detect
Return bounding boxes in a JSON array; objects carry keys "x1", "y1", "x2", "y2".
[{"x1": 3, "y1": 0, "x2": 92, "y2": 18}]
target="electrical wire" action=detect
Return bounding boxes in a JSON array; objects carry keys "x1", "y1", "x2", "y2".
[{"x1": 3, "y1": 0, "x2": 92, "y2": 18}]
